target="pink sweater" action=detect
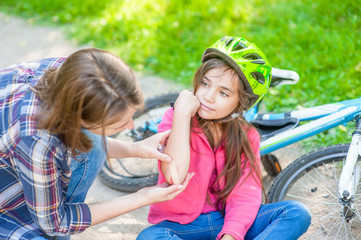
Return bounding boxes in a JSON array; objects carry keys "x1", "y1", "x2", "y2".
[{"x1": 148, "y1": 108, "x2": 262, "y2": 240}]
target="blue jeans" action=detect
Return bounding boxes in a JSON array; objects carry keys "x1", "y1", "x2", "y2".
[
  {"x1": 137, "y1": 201, "x2": 311, "y2": 240},
  {"x1": 32, "y1": 130, "x2": 107, "y2": 240}
]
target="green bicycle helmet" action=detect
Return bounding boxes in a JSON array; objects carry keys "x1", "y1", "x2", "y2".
[{"x1": 202, "y1": 36, "x2": 272, "y2": 109}]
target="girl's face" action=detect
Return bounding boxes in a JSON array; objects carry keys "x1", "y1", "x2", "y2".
[
  {"x1": 195, "y1": 66, "x2": 239, "y2": 120},
  {"x1": 83, "y1": 106, "x2": 136, "y2": 136}
]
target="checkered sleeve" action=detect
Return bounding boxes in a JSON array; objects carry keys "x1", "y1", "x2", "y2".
[{"x1": 14, "y1": 133, "x2": 92, "y2": 235}]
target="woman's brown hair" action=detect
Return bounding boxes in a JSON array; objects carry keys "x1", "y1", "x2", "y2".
[
  {"x1": 33, "y1": 48, "x2": 143, "y2": 156},
  {"x1": 192, "y1": 58, "x2": 265, "y2": 211}
]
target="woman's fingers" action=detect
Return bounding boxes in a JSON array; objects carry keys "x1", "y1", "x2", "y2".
[
  {"x1": 155, "y1": 130, "x2": 171, "y2": 162},
  {"x1": 141, "y1": 172, "x2": 195, "y2": 203},
  {"x1": 162, "y1": 172, "x2": 195, "y2": 200},
  {"x1": 157, "y1": 130, "x2": 170, "y2": 145},
  {"x1": 136, "y1": 130, "x2": 172, "y2": 162}
]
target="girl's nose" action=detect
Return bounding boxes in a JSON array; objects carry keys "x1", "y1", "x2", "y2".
[{"x1": 204, "y1": 90, "x2": 215, "y2": 103}]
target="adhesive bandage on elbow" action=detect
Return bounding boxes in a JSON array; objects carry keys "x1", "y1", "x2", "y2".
[
  {"x1": 169, "y1": 161, "x2": 180, "y2": 184},
  {"x1": 158, "y1": 144, "x2": 180, "y2": 184}
]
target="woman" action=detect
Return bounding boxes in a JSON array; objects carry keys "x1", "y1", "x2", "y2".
[{"x1": 0, "y1": 48, "x2": 192, "y2": 240}]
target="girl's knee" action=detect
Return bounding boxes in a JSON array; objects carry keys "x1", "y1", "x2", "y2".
[
  {"x1": 137, "y1": 225, "x2": 167, "y2": 240},
  {"x1": 287, "y1": 200, "x2": 312, "y2": 227},
  {"x1": 137, "y1": 227, "x2": 153, "y2": 240},
  {"x1": 137, "y1": 227, "x2": 151, "y2": 240}
]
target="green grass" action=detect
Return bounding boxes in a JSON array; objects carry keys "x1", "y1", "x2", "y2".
[{"x1": 1, "y1": 0, "x2": 360, "y2": 150}]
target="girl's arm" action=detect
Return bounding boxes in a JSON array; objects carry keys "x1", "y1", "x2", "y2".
[
  {"x1": 160, "y1": 90, "x2": 200, "y2": 184},
  {"x1": 88, "y1": 173, "x2": 194, "y2": 225},
  {"x1": 221, "y1": 234, "x2": 236, "y2": 240}
]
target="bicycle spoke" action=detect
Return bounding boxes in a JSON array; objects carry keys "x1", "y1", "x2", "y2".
[
  {"x1": 307, "y1": 214, "x2": 342, "y2": 240},
  {"x1": 346, "y1": 204, "x2": 361, "y2": 222},
  {"x1": 311, "y1": 208, "x2": 341, "y2": 226},
  {"x1": 327, "y1": 216, "x2": 343, "y2": 239},
  {"x1": 289, "y1": 175, "x2": 336, "y2": 204},
  {"x1": 286, "y1": 193, "x2": 337, "y2": 206},
  {"x1": 322, "y1": 160, "x2": 342, "y2": 187},
  {"x1": 304, "y1": 165, "x2": 338, "y2": 199},
  {"x1": 334, "y1": 216, "x2": 346, "y2": 240},
  {"x1": 354, "y1": 206, "x2": 361, "y2": 221}
]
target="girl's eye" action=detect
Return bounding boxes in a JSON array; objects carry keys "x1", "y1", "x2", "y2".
[
  {"x1": 221, "y1": 91, "x2": 229, "y2": 97},
  {"x1": 201, "y1": 80, "x2": 208, "y2": 87}
]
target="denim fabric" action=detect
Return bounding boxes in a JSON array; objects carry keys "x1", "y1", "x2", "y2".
[
  {"x1": 65, "y1": 130, "x2": 107, "y2": 203},
  {"x1": 137, "y1": 201, "x2": 311, "y2": 240},
  {"x1": 32, "y1": 130, "x2": 107, "y2": 240}
]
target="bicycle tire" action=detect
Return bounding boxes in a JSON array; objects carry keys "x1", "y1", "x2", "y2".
[
  {"x1": 98, "y1": 93, "x2": 179, "y2": 192},
  {"x1": 267, "y1": 144, "x2": 361, "y2": 239}
]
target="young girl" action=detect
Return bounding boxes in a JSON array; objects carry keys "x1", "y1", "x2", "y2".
[
  {"x1": 137, "y1": 37, "x2": 311, "y2": 240},
  {"x1": 0, "y1": 48, "x2": 192, "y2": 240}
]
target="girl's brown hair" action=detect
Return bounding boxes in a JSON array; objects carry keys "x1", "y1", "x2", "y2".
[
  {"x1": 33, "y1": 48, "x2": 143, "y2": 156},
  {"x1": 192, "y1": 58, "x2": 265, "y2": 211}
]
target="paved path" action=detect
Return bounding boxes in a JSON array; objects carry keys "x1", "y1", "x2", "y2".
[{"x1": 0, "y1": 12, "x2": 304, "y2": 240}]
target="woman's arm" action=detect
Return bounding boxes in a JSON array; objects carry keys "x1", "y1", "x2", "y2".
[
  {"x1": 88, "y1": 172, "x2": 194, "y2": 225},
  {"x1": 107, "y1": 130, "x2": 172, "y2": 162},
  {"x1": 160, "y1": 90, "x2": 200, "y2": 184}
]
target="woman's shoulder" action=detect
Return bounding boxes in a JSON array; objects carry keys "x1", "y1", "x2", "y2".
[{"x1": 0, "y1": 57, "x2": 65, "y2": 75}]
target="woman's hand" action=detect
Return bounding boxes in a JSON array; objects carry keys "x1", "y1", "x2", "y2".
[
  {"x1": 137, "y1": 172, "x2": 195, "y2": 204},
  {"x1": 174, "y1": 90, "x2": 200, "y2": 118},
  {"x1": 134, "y1": 130, "x2": 172, "y2": 162},
  {"x1": 89, "y1": 172, "x2": 195, "y2": 226}
]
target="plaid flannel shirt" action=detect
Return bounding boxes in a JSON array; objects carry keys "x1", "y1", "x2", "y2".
[{"x1": 0, "y1": 58, "x2": 91, "y2": 239}]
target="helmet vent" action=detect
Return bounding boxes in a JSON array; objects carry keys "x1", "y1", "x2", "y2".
[
  {"x1": 225, "y1": 37, "x2": 234, "y2": 46},
  {"x1": 251, "y1": 60, "x2": 266, "y2": 65},
  {"x1": 243, "y1": 53, "x2": 262, "y2": 60},
  {"x1": 251, "y1": 72, "x2": 265, "y2": 84},
  {"x1": 232, "y1": 42, "x2": 247, "y2": 51}
]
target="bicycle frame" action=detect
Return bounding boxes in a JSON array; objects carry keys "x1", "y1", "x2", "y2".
[
  {"x1": 338, "y1": 116, "x2": 361, "y2": 202},
  {"x1": 244, "y1": 98, "x2": 361, "y2": 156},
  {"x1": 140, "y1": 97, "x2": 361, "y2": 158}
]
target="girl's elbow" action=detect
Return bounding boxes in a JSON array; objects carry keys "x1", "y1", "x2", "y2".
[{"x1": 164, "y1": 175, "x2": 174, "y2": 185}]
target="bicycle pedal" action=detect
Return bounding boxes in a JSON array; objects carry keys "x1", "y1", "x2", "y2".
[{"x1": 261, "y1": 154, "x2": 282, "y2": 177}]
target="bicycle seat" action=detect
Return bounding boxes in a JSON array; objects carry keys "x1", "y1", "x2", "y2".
[
  {"x1": 251, "y1": 117, "x2": 299, "y2": 140},
  {"x1": 271, "y1": 68, "x2": 299, "y2": 87}
]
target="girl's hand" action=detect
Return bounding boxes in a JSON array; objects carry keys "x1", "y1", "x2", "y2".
[
  {"x1": 138, "y1": 172, "x2": 195, "y2": 204},
  {"x1": 174, "y1": 90, "x2": 200, "y2": 118},
  {"x1": 221, "y1": 234, "x2": 236, "y2": 240},
  {"x1": 134, "y1": 130, "x2": 172, "y2": 162}
]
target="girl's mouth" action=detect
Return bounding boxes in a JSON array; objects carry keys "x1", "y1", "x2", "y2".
[{"x1": 200, "y1": 103, "x2": 214, "y2": 111}]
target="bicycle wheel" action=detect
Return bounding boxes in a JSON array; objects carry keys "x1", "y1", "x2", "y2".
[
  {"x1": 267, "y1": 144, "x2": 361, "y2": 239},
  {"x1": 98, "y1": 93, "x2": 179, "y2": 192}
]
